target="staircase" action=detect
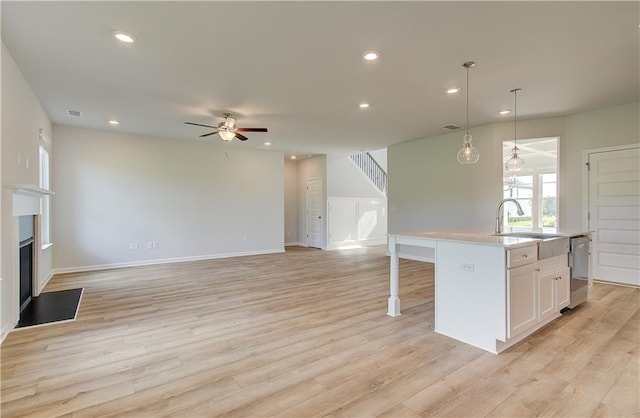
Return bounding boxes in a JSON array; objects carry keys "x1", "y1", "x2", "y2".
[{"x1": 350, "y1": 151, "x2": 387, "y2": 196}]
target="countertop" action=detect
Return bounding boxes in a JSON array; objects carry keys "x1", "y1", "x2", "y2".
[{"x1": 389, "y1": 227, "x2": 591, "y2": 249}]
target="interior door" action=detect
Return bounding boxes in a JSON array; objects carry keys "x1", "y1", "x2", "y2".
[
  {"x1": 306, "y1": 178, "x2": 323, "y2": 248},
  {"x1": 588, "y1": 145, "x2": 640, "y2": 286}
]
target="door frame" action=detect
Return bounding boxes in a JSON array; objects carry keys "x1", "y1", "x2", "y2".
[
  {"x1": 582, "y1": 143, "x2": 640, "y2": 231},
  {"x1": 305, "y1": 177, "x2": 324, "y2": 249},
  {"x1": 582, "y1": 143, "x2": 640, "y2": 287}
]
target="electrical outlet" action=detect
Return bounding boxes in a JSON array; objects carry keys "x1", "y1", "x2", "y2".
[
  {"x1": 129, "y1": 242, "x2": 139, "y2": 251},
  {"x1": 460, "y1": 262, "x2": 475, "y2": 272}
]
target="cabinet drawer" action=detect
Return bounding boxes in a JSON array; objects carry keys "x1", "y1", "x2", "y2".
[{"x1": 507, "y1": 245, "x2": 537, "y2": 268}]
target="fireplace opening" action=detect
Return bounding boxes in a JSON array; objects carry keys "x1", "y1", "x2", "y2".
[{"x1": 19, "y1": 215, "x2": 35, "y2": 313}]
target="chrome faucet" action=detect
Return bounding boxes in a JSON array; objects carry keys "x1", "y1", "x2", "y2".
[{"x1": 495, "y1": 198, "x2": 525, "y2": 234}]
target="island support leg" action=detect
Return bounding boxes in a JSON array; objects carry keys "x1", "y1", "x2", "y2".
[{"x1": 387, "y1": 244, "x2": 401, "y2": 317}]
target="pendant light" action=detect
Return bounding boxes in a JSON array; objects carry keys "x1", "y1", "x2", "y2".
[
  {"x1": 457, "y1": 61, "x2": 480, "y2": 164},
  {"x1": 505, "y1": 88, "x2": 525, "y2": 172}
]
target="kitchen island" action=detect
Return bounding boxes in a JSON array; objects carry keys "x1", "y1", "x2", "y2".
[{"x1": 388, "y1": 228, "x2": 590, "y2": 354}]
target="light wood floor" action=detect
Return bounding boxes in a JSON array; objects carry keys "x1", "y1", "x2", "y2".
[{"x1": 1, "y1": 246, "x2": 638, "y2": 417}]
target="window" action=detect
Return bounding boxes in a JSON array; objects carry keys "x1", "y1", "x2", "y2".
[
  {"x1": 39, "y1": 144, "x2": 51, "y2": 246},
  {"x1": 503, "y1": 137, "x2": 558, "y2": 228}
]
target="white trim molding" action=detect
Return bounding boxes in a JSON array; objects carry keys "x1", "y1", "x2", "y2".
[
  {"x1": 5, "y1": 184, "x2": 54, "y2": 196},
  {"x1": 52, "y1": 248, "x2": 285, "y2": 275}
]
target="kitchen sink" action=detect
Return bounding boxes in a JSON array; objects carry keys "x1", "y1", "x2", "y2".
[{"x1": 496, "y1": 232, "x2": 569, "y2": 259}]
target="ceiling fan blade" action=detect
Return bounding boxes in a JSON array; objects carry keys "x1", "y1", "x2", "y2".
[
  {"x1": 199, "y1": 131, "x2": 218, "y2": 137},
  {"x1": 236, "y1": 127, "x2": 268, "y2": 132},
  {"x1": 235, "y1": 133, "x2": 249, "y2": 141},
  {"x1": 185, "y1": 122, "x2": 218, "y2": 129}
]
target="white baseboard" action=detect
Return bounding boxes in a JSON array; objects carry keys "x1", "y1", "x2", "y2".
[
  {"x1": 326, "y1": 238, "x2": 386, "y2": 251},
  {"x1": 285, "y1": 242, "x2": 305, "y2": 247},
  {"x1": 39, "y1": 270, "x2": 54, "y2": 294},
  {"x1": 52, "y1": 248, "x2": 285, "y2": 275},
  {"x1": 1, "y1": 323, "x2": 13, "y2": 345}
]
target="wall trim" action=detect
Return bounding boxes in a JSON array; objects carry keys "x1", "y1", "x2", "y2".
[
  {"x1": 285, "y1": 242, "x2": 305, "y2": 247},
  {"x1": 1, "y1": 324, "x2": 13, "y2": 345},
  {"x1": 52, "y1": 248, "x2": 285, "y2": 275},
  {"x1": 39, "y1": 270, "x2": 54, "y2": 293}
]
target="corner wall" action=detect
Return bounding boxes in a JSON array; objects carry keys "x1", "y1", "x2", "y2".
[
  {"x1": 284, "y1": 159, "x2": 299, "y2": 245},
  {"x1": 1, "y1": 43, "x2": 53, "y2": 341}
]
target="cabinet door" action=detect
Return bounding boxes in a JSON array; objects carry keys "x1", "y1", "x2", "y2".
[
  {"x1": 555, "y1": 267, "x2": 571, "y2": 310},
  {"x1": 538, "y1": 271, "x2": 556, "y2": 322},
  {"x1": 507, "y1": 264, "x2": 538, "y2": 338}
]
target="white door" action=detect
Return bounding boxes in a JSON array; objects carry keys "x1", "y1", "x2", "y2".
[
  {"x1": 588, "y1": 146, "x2": 640, "y2": 286},
  {"x1": 306, "y1": 178, "x2": 323, "y2": 248}
]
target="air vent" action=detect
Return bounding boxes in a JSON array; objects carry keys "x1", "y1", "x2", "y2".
[
  {"x1": 442, "y1": 124, "x2": 461, "y2": 131},
  {"x1": 66, "y1": 110, "x2": 82, "y2": 118}
]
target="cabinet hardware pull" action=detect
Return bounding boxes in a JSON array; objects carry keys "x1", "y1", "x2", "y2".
[{"x1": 522, "y1": 254, "x2": 528, "y2": 258}]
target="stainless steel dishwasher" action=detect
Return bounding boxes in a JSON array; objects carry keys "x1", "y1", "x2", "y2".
[{"x1": 568, "y1": 235, "x2": 590, "y2": 308}]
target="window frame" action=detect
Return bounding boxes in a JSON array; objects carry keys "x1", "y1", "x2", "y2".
[
  {"x1": 39, "y1": 143, "x2": 52, "y2": 247},
  {"x1": 502, "y1": 137, "x2": 559, "y2": 229}
]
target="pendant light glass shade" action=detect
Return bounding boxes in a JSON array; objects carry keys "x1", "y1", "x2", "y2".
[
  {"x1": 505, "y1": 146, "x2": 525, "y2": 171},
  {"x1": 457, "y1": 133, "x2": 480, "y2": 164},
  {"x1": 457, "y1": 61, "x2": 479, "y2": 164},
  {"x1": 505, "y1": 88, "x2": 525, "y2": 172}
]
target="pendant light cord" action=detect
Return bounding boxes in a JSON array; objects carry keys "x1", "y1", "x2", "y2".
[
  {"x1": 513, "y1": 89, "x2": 517, "y2": 150},
  {"x1": 510, "y1": 88, "x2": 522, "y2": 151},
  {"x1": 466, "y1": 66, "x2": 469, "y2": 137}
]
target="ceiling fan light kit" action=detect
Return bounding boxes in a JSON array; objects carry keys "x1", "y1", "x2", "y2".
[{"x1": 185, "y1": 113, "x2": 267, "y2": 142}]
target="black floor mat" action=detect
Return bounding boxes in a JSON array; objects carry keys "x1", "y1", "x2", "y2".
[{"x1": 16, "y1": 288, "x2": 83, "y2": 329}]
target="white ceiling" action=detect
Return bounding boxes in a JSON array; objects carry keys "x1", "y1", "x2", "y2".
[{"x1": 2, "y1": 1, "x2": 638, "y2": 157}]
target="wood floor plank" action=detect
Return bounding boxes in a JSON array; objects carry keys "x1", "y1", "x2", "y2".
[{"x1": 1, "y1": 245, "x2": 637, "y2": 418}]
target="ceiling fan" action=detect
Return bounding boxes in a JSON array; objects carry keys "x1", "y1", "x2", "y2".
[{"x1": 185, "y1": 113, "x2": 268, "y2": 142}]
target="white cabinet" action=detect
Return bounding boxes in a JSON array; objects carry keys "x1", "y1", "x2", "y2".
[
  {"x1": 538, "y1": 271, "x2": 556, "y2": 322},
  {"x1": 555, "y1": 267, "x2": 571, "y2": 310},
  {"x1": 506, "y1": 248, "x2": 570, "y2": 340},
  {"x1": 507, "y1": 263, "x2": 538, "y2": 338},
  {"x1": 537, "y1": 255, "x2": 570, "y2": 323}
]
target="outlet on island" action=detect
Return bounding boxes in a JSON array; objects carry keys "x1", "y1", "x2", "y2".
[{"x1": 460, "y1": 262, "x2": 475, "y2": 272}]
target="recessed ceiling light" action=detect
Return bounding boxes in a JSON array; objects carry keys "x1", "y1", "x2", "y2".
[
  {"x1": 113, "y1": 31, "x2": 136, "y2": 44},
  {"x1": 264, "y1": 142, "x2": 271, "y2": 146},
  {"x1": 359, "y1": 103, "x2": 370, "y2": 108},
  {"x1": 363, "y1": 51, "x2": 379, "y2": 61},
  {"x1": 499, "y1": 110, "x2": 511, "y2": 115},
  {"x1": 290, "y1": 155, "x2": 297, "y2": 160},
  {"x1": 446, "y1": 88, "x2": 461, "y2": 94},
  {"x1": 108, "y1": 120, "x2": 120, "y2": 125}
]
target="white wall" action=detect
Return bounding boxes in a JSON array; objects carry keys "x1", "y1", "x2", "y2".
[
  {"x1": 297, "y1": 155, "x2": 327, "y2": 248},
  {"x1": 284, "y1": 159, "x2": 299, "y2": 245},
  {"x1": 1, "y1": 43, "x2": 54, "y2": 341},
  {"x1": 327, "y1": 155, "x2": 383, "y2": 198},
  {"x1": 368, "y1": 148, "x2": 387, "y2": 172},
  {"x1": 52, "y1": 125, "x2": 284, "y2": 271},
  {"x1": 389, "y1": 101, "x2": 639, "y2": 235}
]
